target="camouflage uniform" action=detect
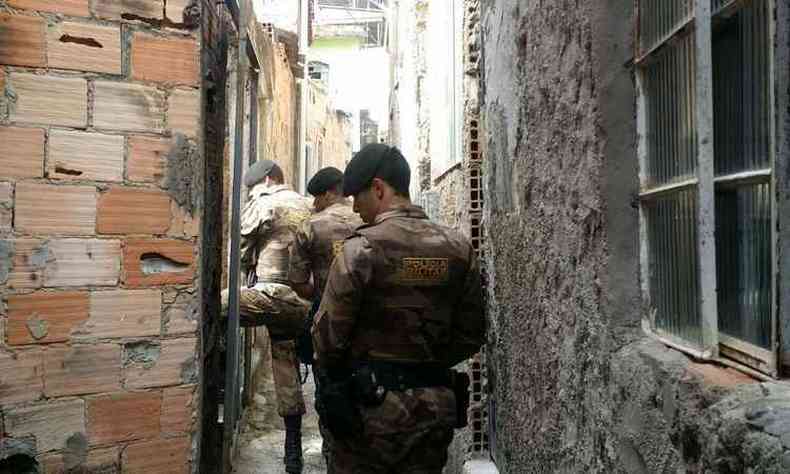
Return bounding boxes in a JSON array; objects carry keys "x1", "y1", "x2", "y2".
[
  {"x1": 312, "y1": 205, "x2": 485, "y2": 473},
  {"x1": 290, "y1": 199, "x2": 362, "y2": 469},
  {"x1": 226, "y1": 182, "x2": 312, "y2": 417}
]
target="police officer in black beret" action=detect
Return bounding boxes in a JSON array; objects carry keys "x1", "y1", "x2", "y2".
[{"x1": 311, "y1": 144, "x2": 485, "y2": 473}]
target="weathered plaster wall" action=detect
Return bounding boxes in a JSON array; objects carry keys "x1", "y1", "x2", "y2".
[
  {"x1": 260, "y1": 37, "x2": 297, "y2": 185},
  {"x1": 0, "y1": 1, "x2": 204, "y2": 471},
  {"x1": 480, "y1": 0, "x2": 790, "y2": 472},
  {"x1": 307, "y1": 80, "x2": 352, "y2": 175}
]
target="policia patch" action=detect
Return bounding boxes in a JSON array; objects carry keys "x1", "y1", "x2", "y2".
[{"x1": 396, "y1": 257, "x2": 449, "y2": 285}]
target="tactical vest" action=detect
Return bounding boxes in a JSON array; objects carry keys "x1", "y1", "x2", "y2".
[
  {"x1": 309, "y1": 202, "x2": 362, "y2": 295},
  {"x1": 254, "y1": 189, "x2": 312, "y2": 284},
  {"x1": 348, "y1": 207, "x2": 474, "y2": 365}
]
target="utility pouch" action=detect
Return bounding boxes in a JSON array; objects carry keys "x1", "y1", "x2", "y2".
[
  {"x1": 295, "y1": 298, "x2": 320, "y2": 365},
  {"x1": 452, "y1": 370, "x2": 471, "y2": 429},
  {"x1": 316, "y1": 375, "x2": 362, "y2": 440}
]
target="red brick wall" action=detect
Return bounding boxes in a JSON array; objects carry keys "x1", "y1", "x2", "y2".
[{"x1": 0, "y1": 2, "x2": 201, "y2": 472}]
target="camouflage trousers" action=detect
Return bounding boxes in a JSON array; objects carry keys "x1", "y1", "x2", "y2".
[
  {"x1": 221, "y1": 283, "x2": 309, "y2": 417},
  {"x1": 329, "y1": 426, "x2": 454, "y2": 473},
  {"x1": 328, "y1": 387, "x2": 456, "y2": 473}
]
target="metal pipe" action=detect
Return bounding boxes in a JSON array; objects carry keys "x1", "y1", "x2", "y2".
[
  {"x1": 223, "y1": 0, "x2": 248, "y2": 470},
  {"x1": 298, "y1": 0, "x2": 309, "y2": 193}
]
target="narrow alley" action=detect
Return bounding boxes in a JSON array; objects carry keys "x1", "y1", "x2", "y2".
[{"x1": 1, "y1": 0, "x2": 790, "y2": 473}]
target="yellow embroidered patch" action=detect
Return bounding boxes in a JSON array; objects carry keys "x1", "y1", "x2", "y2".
[
  {"x1": 332, "y1": 240, "x2": 344, "y2": 257},
  {"x1": 282, "y1": 209, "x2": 310, "y2": 228},
  {"x1": 397, "y1": 258, "x2": 449, "y2": 284}
]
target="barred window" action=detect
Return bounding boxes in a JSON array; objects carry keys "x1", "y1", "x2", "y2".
[{"x1": 637, "y1": 0, "x2": 777, "y2": 375}]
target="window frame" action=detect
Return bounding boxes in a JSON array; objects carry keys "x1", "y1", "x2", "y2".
[{"x1": 636, "y1": 0, "x2": 779, "y2": 376}]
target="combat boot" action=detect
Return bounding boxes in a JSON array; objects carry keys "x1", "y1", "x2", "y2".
[{"x1": 283, "y1": 415, "x2": 303, "y2": 473}]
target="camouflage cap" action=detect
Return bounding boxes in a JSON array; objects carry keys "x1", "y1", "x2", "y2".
[
  {"x1": 244, "y1": 159, "x2": 279, "y2": 188},
  {"x1": 307, "y1": 166, "x2": 344, "y2": 196},
  {"x1": 343, "y1": 144, "x2": 410, "y2": 196}
]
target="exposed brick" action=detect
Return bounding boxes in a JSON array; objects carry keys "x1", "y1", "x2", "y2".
[
  {"x1": 8, "y1": 73, "x2": 87, "y2": 127},
  {"x1": 0, "y1": 349, "x2": 44, "y2": 404},
  {"x1": 44, "y1": 239, "x2": 122, "y2": 287},
  {"x1": 14, "y1": 183, "x2": 96, "y2": 235},
  {"x1": 47, "y1": 22, "x2": 122, "y2": 75},
  {"x1": 97, "y1": 186, "x2": 171, "y2": 235},
  {"x1": 122, "y1": 239, "x2": 195, "y2": 287},
  {"x1": 128, "y1": 136, "x2": 170, "y2": 183},
  {"x1": 5, "y1": 399, "x2": 85, "y2": 452},
  {"x1": 94, "y1": 0, "x2": 163, "y2": 21},
  {"x1": 45, "y1": 344, "x2": 121, "y2": 396},
  {"x1": 132, "y1": 33, "x2": 198, "y2": 86},
  {"x1": 6, "y1": 291, "x2": 89, "y2": 345},
  {"x1": 7, "y1": 0, "x2": 91, "y2": 17},
  {"x1": 163, "y1": 289, "x2": 198, "y2": 335},
  {"x1": 161, "y1": 385, "x2": 194, "y2": 436},
  {"x1": 88, "y1": 392, "x2": 161, "y2": 445},
  {"x1": 125, "y1": 338, "x2": 197, "y2": 389},
  {"x1": 3, "y1": 238, "x2": 46, "y2": 290},
  {"x1": 168, "y1": 89, "x2": 200, "y2": 138},
  {"x1": 0, "y1": 14, "x2": 46, "y2": 68},
  {"x1": 0, "y1": 127, "x2": 45, "y2": 178},
  {"x1": 40, "y1": 447, "x2": 119, "y2": 474},
  {"x1": 0, "y1": 182, "x2": 11, "y2": 231},
  {"x1": 122, "y1": 437, "x2": 189, "y2": 473},
  {"x1": 93, "y1": 81, "x2": 165, "y2": 133},
  {"x1": 48, "y1": 130, "x2": 124, "y2": 182},
  {"x1": 76, "y1": 289, "x2": 161, "y2": 339},
  {"x1": 167, "y1": 201, "x2": 200, "y2": 239}
]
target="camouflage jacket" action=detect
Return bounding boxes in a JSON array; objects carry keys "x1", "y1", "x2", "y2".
[
  {"x1": 240, "y1": 183, "x2": 312, "y2": 285},
  {"x1": 312, "y1": 205, "x2": 485, "y2": 433},
  {"x1": 290, "y1": 200, "x2": 362, "y2": 297}
]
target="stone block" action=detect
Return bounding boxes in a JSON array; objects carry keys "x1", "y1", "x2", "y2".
[
  {"x1": 76, "y1": 289, "x2": 161, "y2": 339},
  {"x1": 122, "y1": 437, "x2": 189, "y2": 473},
  {"x1": 7, "y1": 0, "x2": 91, "y2": 17},
  {"x1": 0, "y1": 14, "x2": 46, "y2": 68},
  {"x1": 87, "y1": 392, "x2": 161, "y2": 445},
  {"x1": 132, "y1": 33, "x2": 199, "y2": 86},
  {"x1": 14, "y1": 183, "x2": 96, "y2": 235},
  {"x1": 168, "y1": 88, "x2": 200, "y2": 138},
  {"x1": 2, "y1": 238, "x2": 46, "y2": 290},
  {"x1": 5, "y1": 399, "x2": 85, "y2": 452},
  {"x1": 122, "y1": 239, "x2": 195, "y2": 287},
  {"x1": 0, "y1": 349, "x2": 44, "y2": 404},
  {"x1": 44, "y1": 239, "x2": 122, "y2": 287},
  {"x1": 47, "y1": 22, "x2": 122, "y2": 75},
  {"x1": 161, "y1": 385, "x2": 195, "y2": 435},
  {"x1": 8, "y1": 73, "x2": 87, "y2": 127},
  {"x1": 163, "y1": 289, "x2": 198, "y2": 335},
  {"x1": 48, "y1": 130, "x2": 124, "y2": 182},
  {"x1": 0, "y1": 182, "x2": 11, "y2": 231},
  {"x1": 44, "y1": 344, "x2": 122, "y2": 396},
  {"x1": 39, "y1": 446, "x2": 119, "y2": 474},
  {"x1": 6, "y1": 291, "x2": 90, "y2": 345},
  {"x1": 127, "y1": 136, "x2": 169, "y2": 183},
  {"x1": 93, "y1": 81, "x2": 165, "y2": 133},
  {"x1": 97, "y1": 186, "x2": 171, "y2": 235},
  {"x1": 93, "y1": 0, "x2": 163, "y2": 21},
  {"x1": 124, "y1": 338, "x2": 197, "y2": 389},
  {"x1": 0, "y1": 127, "x2": 45, "y2": 179}
]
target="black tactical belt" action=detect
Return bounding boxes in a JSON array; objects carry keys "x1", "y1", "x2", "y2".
[{"x1": 352, "y1": 360, "x2": 452, "y2": 391}]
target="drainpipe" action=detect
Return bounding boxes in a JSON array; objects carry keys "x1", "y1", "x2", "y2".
[{"x1": 297, "y1": 0, "x2": 309, "y2": 193}]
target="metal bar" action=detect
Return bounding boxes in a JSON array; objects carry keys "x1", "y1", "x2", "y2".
[
  {"x1": 767, "y1": 0, "x2": 779, "y2": 377},
  {"x1": 694, "y1": 0, "x2": 719, "y2": 355},
  {"x1": 223, "y1": 0, "x2": 249, "y2": 470},
  {"x1": 713, "y1": 167, "x2": 772, "y2": 184},
  {"x1": 635, "y1": 17, "x2": 695, "y2": 66},
  {"x1": 639, "y1": 177, "x2": 698, "y2": 198}
]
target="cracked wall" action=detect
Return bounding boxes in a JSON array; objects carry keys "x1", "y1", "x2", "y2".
[{"x1": 0, "y1": 0, "x2": 204, "y2": 471}]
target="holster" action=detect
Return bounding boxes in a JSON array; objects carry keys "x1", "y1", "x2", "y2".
[
  {"x1": 315, "y1": 372, "x2": 362, "y2": 440},
  {"x1": 451, "y1": 370, "x2": 470, "y2": 429}
]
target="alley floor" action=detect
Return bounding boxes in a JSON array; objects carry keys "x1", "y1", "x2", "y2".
[{"x1": 233, "y1": 370, "x2": 326, "y2": 474}]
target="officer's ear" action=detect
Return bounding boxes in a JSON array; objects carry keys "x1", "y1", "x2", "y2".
[{"x1": 370, "y1": 177, "x2": 387, "y2": 201}]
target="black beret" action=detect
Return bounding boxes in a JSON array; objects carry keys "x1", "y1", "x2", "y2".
[
  {"x1": 343, "y1": 144, "x2": 410, "y2": 196},
  {"x1": 307, "y1": 167, "x2": 344, "y2": 196},
  {"x1": 244, "y1": 159, "x2": 276, "y2": 188}
]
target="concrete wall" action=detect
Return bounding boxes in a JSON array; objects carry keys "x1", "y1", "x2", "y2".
[
  {"x1": 0, "y1": 1, "x2": 203, "y2": 471},
  {"x1": 307, "y1": 80, "x2": 352, "y2": 175},
  {"x1": 480, "y1": 1, "x2": 790, "y2": 472}
]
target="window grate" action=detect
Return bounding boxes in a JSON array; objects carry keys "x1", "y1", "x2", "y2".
[{"x1": 639, "y1": 0, "x2": 694, "y2": 54}]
